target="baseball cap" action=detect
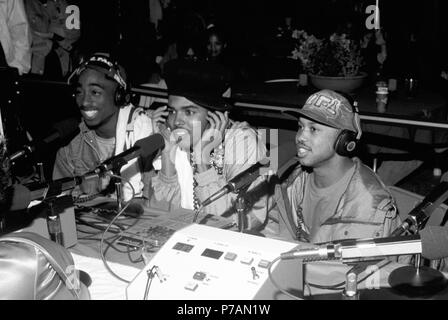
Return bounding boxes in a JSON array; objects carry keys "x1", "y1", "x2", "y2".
[
  {"x1": 164, "y1": 59, "x2": 233, "y2": 111},
  {"x1": 68, "y1": 53, "x2": 128, "y2": 90},
  {"x1": 285, "y1": 89, "x2": 362, "y2": 138}
]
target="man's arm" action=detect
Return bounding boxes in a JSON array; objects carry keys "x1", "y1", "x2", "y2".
[
  {"x1": 194, "y1": 126, "x2": 269, "y2": 229},
  {"x1": 6, "y1": 0, "x2": 31, "y2": 74}
]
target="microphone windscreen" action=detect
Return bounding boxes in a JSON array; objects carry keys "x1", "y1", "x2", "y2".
[
  {"x1": 52, "y1": 117, "x2": 80, "y2": 140},
  {"x1": 420, "y1": 226, "x2": 448, "y2": 260},
  {"x1": 7, "y1": 184, "x2": 31, "y2": 211},
  {"x1": 135, "y1": 134, "x2": 165, "y2": 158}
]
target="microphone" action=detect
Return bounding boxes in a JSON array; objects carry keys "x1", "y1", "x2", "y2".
[
  {"x1": 94, "y1": 134, "x2": 164, "y2": 174},
  {"x1": 6, "y1": 134, "x2": 165, "y2": 211},
  {"x1": 7, "y1": 176, "x2": 84, "y2": 211},
  {"x1": 9, "y1": 117, "x2": 80, "y2": 162},
  {"x1": 391, "y1": 177, "x2": 448, "y2": 237},
  {"x1": 200, "y1": 158, "x2": 270, "y2": 208},
  {"x1": 280, "y1": 226, "x2": 448, "y2": 262}
]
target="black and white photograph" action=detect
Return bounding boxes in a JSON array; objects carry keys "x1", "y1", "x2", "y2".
[{"x1": 1, "y1": 0, "x2": 448, "y2": 305}]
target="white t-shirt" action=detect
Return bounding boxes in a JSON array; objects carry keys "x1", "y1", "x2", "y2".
[{"x1": 93, "y1": 132, "x2": 115, "y2": 189}]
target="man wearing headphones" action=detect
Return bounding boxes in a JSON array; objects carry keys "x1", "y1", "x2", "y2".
[
  {"x1": 53, "y1": 53, "x2": 166, "y2": 201},
  {"x1": 265, "y1": 89, "x2": 401, "y2": 244}
]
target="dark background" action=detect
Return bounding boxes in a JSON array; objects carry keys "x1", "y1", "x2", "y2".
[
  {"x1": 3, "y1": 0, "x2": 448, "y2": 181},
  {"x1": 77, "y1": 0, "x2": 448, "y2": 85}
]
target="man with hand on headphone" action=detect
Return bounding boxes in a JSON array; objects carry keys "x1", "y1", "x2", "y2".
[
  {"x1": 53, "y1": 53, "x2": 167, "y2": 202},
  {"x1": 264, "y1": 89, "x2": 401, "y2": 244}
]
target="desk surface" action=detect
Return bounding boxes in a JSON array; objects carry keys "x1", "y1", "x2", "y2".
[
  {"x1": 69, "y1": 203, "x2": 238, "y2": 299},
  {"x1": 69, "y1": 202, "x2": 448, "y2": 300}
]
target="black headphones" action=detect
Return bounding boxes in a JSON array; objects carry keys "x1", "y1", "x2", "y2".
[
  {"x1": 68, "y1": 53, "x2": 131, "y2": 107},
  {"x1": 333, "y1": 98, "x2": 362, "y2": 157}
]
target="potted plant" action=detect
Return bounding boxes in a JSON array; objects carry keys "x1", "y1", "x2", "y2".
[{"x1": 291, "y1": 30, "x2": 367, "y2": 92}]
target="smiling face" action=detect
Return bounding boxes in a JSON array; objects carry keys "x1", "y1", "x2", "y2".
[
  {"x1": 167, "y1": 95, "x2": 209, "y2": 150},
  {"x1": 75, "y1": 69, "x2": 119, "y2": 137},
  {"x1": 295, "y1": 117, "x2": 341, "y2": 168}
]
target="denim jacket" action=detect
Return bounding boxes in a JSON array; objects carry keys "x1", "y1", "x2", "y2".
[
  {"x1": 265, "y1": 158, "x2": 402, "y2": 244},
  {"x1": 53, "y1": 104, "x2": 154, "y2": 201}
]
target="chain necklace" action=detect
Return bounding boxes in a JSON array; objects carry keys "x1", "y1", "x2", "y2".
[
  {"x1": 295, "y1": 206, "x2": 310, "y2": 242},
  {"x1": 189, "y1": 143, "x2": 225, "y2": 213},
  {"x1": 189, "y1": 151, "x2": 201, "y2": 214}
]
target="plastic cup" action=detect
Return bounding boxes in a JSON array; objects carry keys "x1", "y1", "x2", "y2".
[{"x1": 376, "y1": 86, "x2": 388, "y2": 113}]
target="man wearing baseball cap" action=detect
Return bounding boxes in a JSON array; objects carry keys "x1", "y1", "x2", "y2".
[
  {"x1": 148, "y1": 60, "x2": 269, "y2": 230},
  {"x1": 265, "y1": 89, "x2": 401, "y2": 244},
  {"x1": 53, "y1": 53, "x2": 167, "y2": 202}
]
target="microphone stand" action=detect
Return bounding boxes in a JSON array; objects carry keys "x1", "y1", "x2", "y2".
[
  {"x1": 388, "y1": 228, "x2": 448, "y2": 297},
  {"x1": 235, "y1": 193, "x2": 247, "y2": 232},
  {"x1": 342, "y1": 268, "x2": 360, "y2": 300},
  {"x1": 46, "y1": 199, "x2": 64, "y2": 245},
  {"x1": 39, "y1": 166, "x2": 64, "y2": 246},
  {"x1": 112, "y1": 168, "x2": 123, "y2": 213},
  {"x1": 340, "y1": 260, "x2": 382, "y2": 300}
]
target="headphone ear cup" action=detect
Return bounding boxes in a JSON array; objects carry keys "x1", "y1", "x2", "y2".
[
  {"x1": 114, "y1": 87, "x2": 123, "y2": 106},
  {"x1": 334, "y1": 130, "x2": 358, "y2": 157},
  {"x1": 114, "y1": 87, "x2": 131, "y2": 107}
]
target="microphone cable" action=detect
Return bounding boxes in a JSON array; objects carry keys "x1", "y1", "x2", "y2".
[
  {"x1": 143, "y1": 265, "x2": 158, "y2": 300},
  {"x1": 192, "y1": 204, "x2": 205, "y2": 223},
  {"x1": 99, "y1": 173, "x2": 136, "y2": 284}
]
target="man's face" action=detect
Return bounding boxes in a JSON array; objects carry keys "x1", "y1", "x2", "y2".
[
  {"x1": 75, "y1": 68, "x2": 119, "y2": 130},
  {"x1": 295, "y1": 117, "x2": 340, "y2": 168},
  {"x1": 167, "y1": 95, "x2": 208, "y2": 150}
]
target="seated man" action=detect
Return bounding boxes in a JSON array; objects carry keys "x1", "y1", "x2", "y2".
[
  {"x1": 148, "y1": 61, "x2": 269, "y2": 230},
  {"x1": 53, "y1": 53, "x2": 165, "y2": 202},
  {"x1": 265, "y1": 89, "x2": 401, "y2": 243}
]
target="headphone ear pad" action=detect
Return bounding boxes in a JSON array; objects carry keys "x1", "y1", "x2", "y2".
[
  {"x1": 114, "y1": 87, "x2": 123, "y2": 106},
  {"x1": 334, "y1": 130, "x2": 358, "y2": 156},
  {"x1": 114, "y1": 87, "x2": 131, "y2": 107}
]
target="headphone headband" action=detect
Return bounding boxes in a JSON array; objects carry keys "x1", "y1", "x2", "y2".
[{"x1": 351, "y1": 101, "x2": 362, "y2": 141}]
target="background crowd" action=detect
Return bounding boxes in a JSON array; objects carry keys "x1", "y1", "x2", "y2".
[{"x1": 2, "y1": 0, "x2": 448, "y2": 87}]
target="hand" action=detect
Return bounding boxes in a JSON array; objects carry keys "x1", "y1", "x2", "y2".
[
  {"x1": 159, "y1": 124, "x2": 178, "y2": 154},
  {"x1": 193, "y1": 111, "x2": 229, "y2": 165},
  {"x1": 150, "y1": 106, "x2": 169, "y2": 133}
]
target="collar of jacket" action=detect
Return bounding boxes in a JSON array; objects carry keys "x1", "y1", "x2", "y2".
[{"x1": 277, "y1": 157, "x2": 395, "y2": 230}]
